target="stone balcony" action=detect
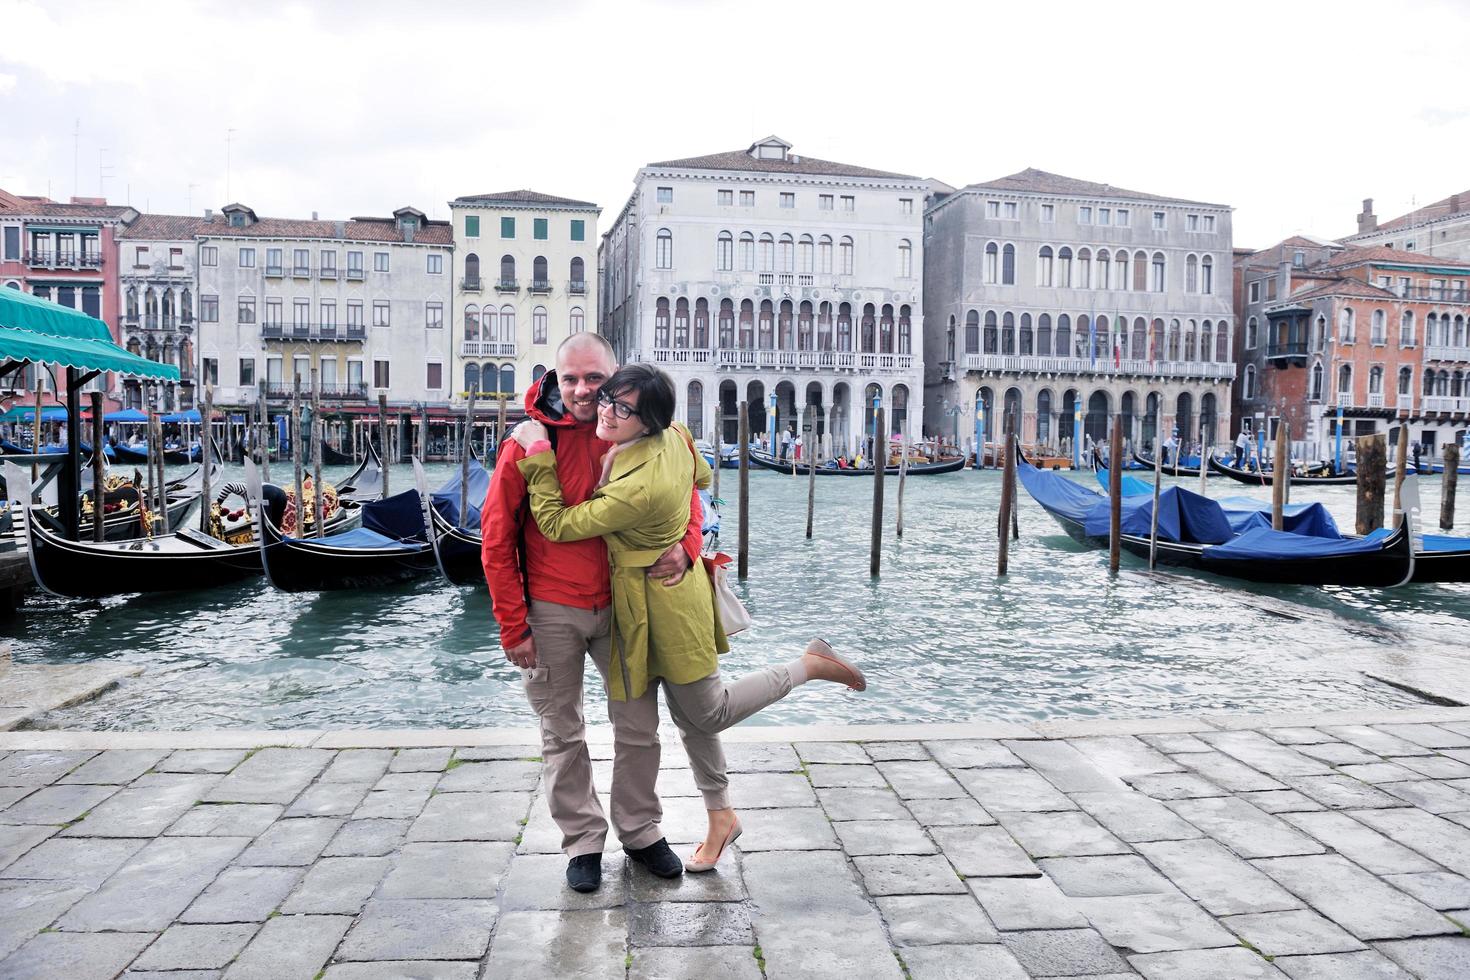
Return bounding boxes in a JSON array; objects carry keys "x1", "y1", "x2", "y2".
[
  {"x1": 637, "y1": 348, "x2": 916, "y2": 374},
  {"x1": 961, "y1": 354, "x2": 1235, "y2": 381}
]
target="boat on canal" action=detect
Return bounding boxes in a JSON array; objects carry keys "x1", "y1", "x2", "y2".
[
  {"x1": 1020, "y1": 455, "x2": 1415, "y2": 587},
  {"x1": 1131, "y1": 449, "x2": 1227, "y2": 479},
  {"x1": 1207, "y1": 454, "x2": 1359, "y2": 486},
  {"x1": 413, "y1": 458, "x2": 490, "y2": 587},
  {"x1": 746, "y1": 449, "x2": 966, "y2": 477}
]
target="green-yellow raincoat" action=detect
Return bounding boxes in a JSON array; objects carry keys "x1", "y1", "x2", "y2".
[{"x1": 518, "y1": 423, "x2": 727, "y2": 701}]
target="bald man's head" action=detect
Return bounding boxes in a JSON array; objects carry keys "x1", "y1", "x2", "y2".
[{"x1": 555, "y1": 333, "x2": 619, "y2": 424}]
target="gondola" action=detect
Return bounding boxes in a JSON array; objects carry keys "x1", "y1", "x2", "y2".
[
  {"x1": 746, "y1": 449, "x2": 966, "y2": 477},
  {"x1": 1207, "y1": 454, "x2": 1359, "y2": 487},
  {"x1": 1131, "y1": 450, "x2": 1224, "y2": 479},
  {"x1": 413, "y1": 458, "x2": 489, "y2": 587},
  {"x1": 336, "y1": 439, "x2": 384, "y2": 502},
  {"x1": 251, "y1": 460, "x2": 437, "y2": 592},
  {"x1": 110, "y1": 442, "x2": 150, "y2": 464},
  {"x1": 162, "y1": 443, "x2": 202, "y2": 465},
  {"x1": 320, "y1": 441, "x2": 356, "y2": 465},
  {"x1": 1019, "y1": 455, "x2": 1414, "y2": 588}
]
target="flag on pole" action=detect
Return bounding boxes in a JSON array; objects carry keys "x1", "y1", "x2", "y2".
[
  {"x1": 1088, "y1": 316, "x2": 1097, "y2": 368},
  {"x1": 1114, "y1": 313, "x2": 1122, "y2": 368}
]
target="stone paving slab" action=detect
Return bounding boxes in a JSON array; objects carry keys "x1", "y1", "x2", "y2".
[{"x1": 4, "y1": 711, "x2": 1470, "y2": 976}]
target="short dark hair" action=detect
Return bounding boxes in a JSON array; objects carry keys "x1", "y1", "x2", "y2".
[{"x1": 601, "y1": 363, "x2": 675, "y2": 435}]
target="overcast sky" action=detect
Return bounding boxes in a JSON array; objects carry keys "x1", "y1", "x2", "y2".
[{"x1": 3, "y1": 0, "x2": 1467, "y2": 250}]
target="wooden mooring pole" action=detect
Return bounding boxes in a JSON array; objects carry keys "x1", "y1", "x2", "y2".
[
  {"x1": 711, "y1": 424, "x2": 721, "y2": 502},
  {"x1": 200, "y1": 386, "x2": 214, "y2": 534},
  {"x1": 1392, "y1": 422, "x2": 1410, "y2": 516},
  {"x1": 1108, "y1": 413, "x2": 1122, "y2": 573},
  {"x1": 258, "y1": 389, "x2": 271, "y2": 484},
  {"x1": 460, "y1": 390, "x2": 476, "y2": 526},
  {"x1": 870, "y1": 406, "x2": 886, "y2": 577},
  {"x1": 737, "y1": 400, "x2": 750, "y2": 580},
  {"x1": 89, "y1": 391, "x2": 105, "y2": 542},
  {"x1": 377, "y1": 393, "x2": 390, "y2": 499},
  {"x1": 311, "y1": 371, "x2": 324, "y2": 537},
  {"x1": 895, "y1": 426, "x2": 909, "y2": 538},
  {"x1": 1148, "y1": 435, "x2": 1163, "y2": 570},
  {"x1": 1355, "y1": 433, "x2": 1387, "y2": 535},
  {"x1": 1441, "y1": 444, "x2": 1460, "y2": 530},
  {"x1": 804, "y1": 408, "x2": 817, "y2": 541},
  {"x1": 997, "y1": 430, "x2": 1016, "y2": 575},
  {"x1": 1271, "y1": 420, "x2": 1289, "y2": 530},
  {"x1": 292, "y1": 375, "x2": 305, "y2": 536}
]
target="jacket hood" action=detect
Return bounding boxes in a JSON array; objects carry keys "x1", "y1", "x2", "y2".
[{"x1": 525, "y1": 370, "x2": 581, "y2": 428}]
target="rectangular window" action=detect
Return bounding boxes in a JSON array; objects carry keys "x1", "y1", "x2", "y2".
[
  {"x1": 986, "y1": 201, "x2": 1000, "y2": 218},
  {"x1": 134, "y1": 245, "x2": 149, "y2": 267},
  {"x1": 347, "y1": 251, "x2": 363, "y2": 276},
  {"x1": 656, "y1": 186, "x2": 673, "y2": 204},
  {"x1": 237, "y1": 296, "x2": 256, "y2": 323},
  {"x1": 1203, "y1": 215, "x2": 1216, "y2": 233},
  {"x1": 426, "y1": 302, "x2": 443, "y2": 329},
  {"x1": 570, "y1": 219, "x2": 585, "y2": 241},
  {"x1": 1187, "y1": 214, "x2": 1200, "y2": 231},
  {"x1": 426, "y1": 253, "x2": 442, "y2": 275},
  {"x1": 319, "y1": 358, "x2": 337, "y2": 386},
  {"x1": 239, "y1": 358, "x2": 255, "y2": 386},
  {"x1": 201, "y1": 245, "x2": 218, "y2": 266},
  {"x1": 200, "y1": 295, "x2": 219, "y2": 322},
  {"x1": 1098, "y1": 208, "x2": 1110, "y2": 226},
  {"x1": 265, "y1": 248, "x2": 282, "y2": 273},
  {"x1": 292, "y1": 355, "x2": 310, "y2": 385},
  {"x1": 373, "y1": 301, "x2": 390, "y2": 327},
  {"x1": 740, "y1": 190, "x2": 755, "y2": 207},
  {"x1": 347, "y1": 301, "x2": 363, "y2": 329},
  {"x1": 717, "y1": 189, "x2": 733, "y2": 206},
  {"x1": 348, "y1": 360, "x2": 363, "y2": 387},
  {"x1": 321, "y1": 300, "x2": 337, "y2": 327},
  {"x1": 374, "y1": 360, "x2": 391, "y2": 388},
  {"x1": 900, "y1": 198, "x2": 913, "y2": 215},
  {"x1": 818, "y1": 194, "x2": 833, "y2": 210},
  {"x1": 501, "y1": 216, "x2": 515, "y2": 238},
  {"x1": 1152, "y1": 212, "x2": 1166, "y2": 230},
  {"x1": 1004, "y1": 202, "x2": 1017, "y2": 219},
  {"x1": 1116, "y1": 209, "x2": 1130, "y2": 227},
  {"x1": 427, "y1": 362, "x2": 442, "y2": 390},
  {"x1": 373, "y1": 251, "x2": 389, "y2": 272},
  {"x1": 202, "y1": 358, "x2": 219, "y2": 386},
  {"x1": 266, "y1": 357, "x2": 282, "y2": 383},
  {"x1": 265, "y1": 298, "x2": 283, "y2": 326},
  {"x1": 1040, "y1": 204, "x2": 1054, "y2": 222},
  {"x1": 319, "y1": 249, "x2": 335, "y2": 273},
  {"x1": 2, "y1": 227, "x2": 18, "y2": 260},
  {"x1": 293, "y1": 298, "x2": 309, "y2": 327},
  {"x1": 293, "y1": 248, "x2": 310, "y2": 274},
  {"x1": 464, "y1": 214, "x2": 480, "y2": 237},
  {"x1": 169, "y1": 247, "x2": 184, "y2": 268},
  {"x1": 779, "y1": 192, "x2": 795, "y2": 209},
  {"x1": 1079, "y1": 206, "x2": 1092, "y2": 224},
  {"x1": 1249, "y1": 281, "x2": 1261, "y2": 303},
  {"x1": 533, "y1": 218, "x2": 548, "y2": 240},
  {"x1": 840, "y1": 195, "x2": 855, "y2": 211}
]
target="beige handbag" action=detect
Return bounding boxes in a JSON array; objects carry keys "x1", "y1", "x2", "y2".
[{"x1": 704, "y1": 551, "x2": 752, "y2": 636}]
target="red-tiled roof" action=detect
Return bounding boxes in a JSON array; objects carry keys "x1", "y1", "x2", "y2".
[
  {"x1": 1367, "y1": 189, "x2": 1470, "y2": 234},
  {"x1": 962, "y1": 168, "x2": 1223, "y2": 207},
  {"x1": 119, "y1": 214, "x2": 218, "y2": 240},
  {"x1": 452, "y1": 190, "x2": 598, "y2": 208},
  {"x1": 1288, "y1": 278, "x2": 1398, "y2": 303},
  {"x1": 197, "y1": 213, "x2": 453, "y2": 245},
  {"x1": 1239, "y1": 237, "x2": 1345, "y2": 271},
  {"x1": 0, "y1": 188, "x2": 135, "y2": 220},
  {"x1": 645, "y1": 149, "x2": 918, "y2": 181},
  {"x1": 1319, "y1": 244, "x2": 1470, "y2": 272}
]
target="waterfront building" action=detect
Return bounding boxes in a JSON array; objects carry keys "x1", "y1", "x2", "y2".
[
  {"x1": 194, "y1": 203, "x2": 454, "y2": 423},
  {"x1": 1344, "y1": 193, "x2": 1470, "y2": 262},
  {"x1": 1234, "y1": 241, "x2": 1470, "y2": 457},
  {"x1": 447, "y1": 190, "x2": 598, "y2": 405},
  {"x1": 0, "y1": 188, "x2": 137, "y2": 408},
  {"x1": 600, "y1": 136, "x2": 929, "y2": 451},
  {"x1": 923, "y1": 169, "x2": 1236, "y2": 456},
  {"x1": 116, "y1": 214, "x2": 214, "y2": 411}
]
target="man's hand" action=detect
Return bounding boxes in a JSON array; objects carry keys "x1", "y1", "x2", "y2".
[
  {"x1": 505, "y1": 634, "x2": 537, "y2": 669},
  {"x1": 511, "y1": 420, "x2": 549, "y2": 450},
  {"x1": 647, "y1": 541, "x2": 691, "y2": 586}
]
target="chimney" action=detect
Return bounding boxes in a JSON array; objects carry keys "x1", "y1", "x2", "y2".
[
  {"x1": 1357, "y1": 198, "x2": 1377, "y2": 234},
  {"x1": 1452, "y1": 193, "x2": 1463, "y2": 215},
  {"x1": 204, "y1": 208, "x2": 213, "y2": 218},
  {"x1": 334, "y1": 220, "x2": 346, "y2": 237},
  {"x1": 1278, "y1": 258, "x2": 1292, "y2": 299},
  {"x1": 311, "y1": 211, "x2": 318, "y2": 221}
]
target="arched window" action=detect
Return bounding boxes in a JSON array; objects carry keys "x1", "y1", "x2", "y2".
[
  {"x1": 464, "y1": 362, "x2": 480, "y2": 394},
  {"x1": 1340, "y1": 307, "x2": 1355, "y2": 343},
  {"x1": 1216, "y1": 321, "x2": 1230, "y2": 361},
  {"x1": 1313, "y1": 315, "x2": 1326, "y2": 352},
  {"x1": 464, "y1": 303, "x2": 480, "y2": 342},
  {"x1": 860, "y1": 303, "x2": 876, "y2": 352},
  {"x1": 125, "y1": 286, "x2": 138, "y2": 319},
  {"x1": 1096, "y1": 250, "x2": 1110, "y2": 290},
  {"x1": 1037, "y1": 389, "x2": 1052, "y2": 442},
  {"x1": 464, "y1": 253, "x2": 480, "y2": 285},
  {"x1": 1055, "y1": 314, "x2": 1071, "y2": 357},
  {"x1": 739, "y1": 300, "x2": 755, "y2": 349},
  {"x1": 798, "y1": 301, "x2": 814, "y2": 350},
  {"x1": 569, "y1": 306, "x2": 585, "y2": 333},
  {"x1": 898, "y1": 239, "x2": 912, "y2": 278},
  {"x1": 983, "y1": 311, "x2": 998, "y2": 354},
  {"x1": 1076, "y1": 248, "x2": 1091, "y2": 289},
  {"x1": 1131, "y1": 317, "x2": 1147, "y2": 360},
  {"x1": 1200, "y1": 322, "x2": 1214, "y2": 362},
  {"x1": 1371, "y1": 309, "x2": 1386, "y2": 344},
  {"x1": 532, "y1": 306, "x2": 548, "y2": 344},
  {"x1": 879, "y1": 304, "x2": 894, "y2": 354},
  {"x1": 499, "y1": 364, "x2": 515, "y2": 396},
  {"x1": 1151, "y1": 252, "x2": 1166, "y2": 292},
  {"x1": 532, "y1": 364, "x2": 546, "y2": 383},
  {"x1": 1001, "y1": 312, "x2": 1015, "y2": 355},
  {"x1": 481, "y1": 362, "x2": 495, "y2": 391},
  {"x1": 482, "y1": 305, "x2": 498, "y2": 342},
  {"x1": 655, "y1": 297, "x2": 670, "y2": 347},
  {"x1": 1151, "y1": 318, "x2": 1165, "y2": 360},
  {"x1": 1427, "y1": 313, "x2": 1440, "y2": 347},
  {"x1": 1133, "y1": 250, "x2": 1149, "y2": 291},
  {"x1": 759, "y1": 300, "x2": 775, "y2": 349},
  {"x1": 1246, "y1": 316, "x2": 1258, "y2": 349},
  {"x1": 180, "y1": 288, "x2": 192, "y2": 323},
  {"x1": 837, "y1": 302, "x2": 852, "y2": 351},
  {"x1": 716, "y1": 232, "x2": 733, "y2": 271},
  {"x1": 819, "y1": 302, "x2": 835, "y2": 351},
  {"x1": 739, "y1": 232, "x2": 755, "y2": 271},
  {"x1": 1058, "y1": 247, "x2": 1073, "y2": 288},
  {"x1": 1243, "y1": 364, "x2": 1257, "y2": 400},
  {"x1": 719, "y1": 299, "x2": 734, "y2": 348},
  {"x1": 656, "y1": 229, "x2": 673, "y2": 269},
  {"x1": 1368, "y1": 365, "x2": 1384, "y2": 394},
  {"x1": 1398, "y1": 366, "x2": 1413, "y2": 396},
  {"x1": 818, "y1": 235, "x2": 833, "y2": 274},
  {"x1": 674, "y1": 298, "x2": 690, "y2": 348},
  {"x1": 1038, "y1": 313, "x2": 1052, "y2": 356},
  {"x1": 1075, "y1": 315, "x2": 1090, "y2": 357},
  {"x1": 898, "y1": 305, "x2": 912, "y2": 355},
  {"x1": 1001, "y1": 243, "x2": 1015, "y2": 285},
  {"x1": 1311, "y1": 362, "x2": 1324, "y2": 401},
  {"x1": 694, "y1": 298, "x2": 710, "y2": 348},
  {"x1": 500, "y1": 254, "x2": 515, "y2": 286},
  {"x1": 1201, "y1": 255, "x2": 1214, "y2": 295},
  {"x1": 984, "y1": 242, "x2": 999, "y2": 284},
  {"x1": 779, "y1": 300, "x2": 794, "y2": 350},
  {"x1": 1338, "y1": 364, "x2": 1352, "y2": 402},
  {"x1": 1167, "y1": 318, "x2": 1181, "y2": 361},
  {"x1": 778, "y1": 234, "x2": 794, "y2": 273},
  {"x1": 499, "y1": 304, "x2": 515, "y2": 339},
  {"x1": 965, "y1": 310, "x2": 980, "y2": 353},
  {"x1": 1019, "y1": 313, "x2": 1033, "y2": 355},
  {"x1": 1400, "y1": 310, "x2": 1415, "y2": 347},
  {"x1": 1038, "y1": 246, "x2": 1054, "y2": 287},
  {"x1": 758, "y1": 233, "x2": 775, "y2": 272},
  {"x1": 533, "y1": 255, "x2": 548, "y2": 287},
  {"x1": 570, "y1": 256, "x2": 584, "y2": 287},
  {"x1": 1185, "y1": 254, "x2": 1198, "y2": 292},
  {"x1": 839, "y1": 236, "x2": 854, "y2": 275},
  {"x1": 1115, "y1": 251, "x2": 1128, "y2": 291},
  {"x1": 799, "y1": 234, "x2": 814, "y2": 274},
  {"x1": 687, "y1": 380, "x2": 704, "y2": 439}
]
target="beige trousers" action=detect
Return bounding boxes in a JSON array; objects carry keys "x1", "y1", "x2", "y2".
[
  {"x1": 662, "y1": 665, "x2": 797, "y2": 810},
  {"x1": 523, "y1": 600, "x2": 663, "y2": 857}
]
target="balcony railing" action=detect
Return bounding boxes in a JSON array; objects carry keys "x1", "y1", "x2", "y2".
[
  {"x1": 263, "y1": 381, "x2": 369, "y2": 400},
  {"x1": 568, "y1": 280, "x2": 587, "y2": 294},
  {"x1": 320, "y1": 267, "x2": 338, "y2": 279},
  {"x1": 346, "y1": 268, "x2": 365, "y2": 280},
  {"x1": 1387, "y1": 285, "x2": 1470, "y2": 304},
  {"x1": 1337, "y1": 392, "x2": 1354, "y2": 408},
  {"x1": 292, "y1": 266, "x2": 312, "y2": 278},
  {"x1": 1424, "y1": 396, "x2": 1470, "y2": 414},
  {"x1": 265, "y1": 265, "x2": 284, "y2": 277},
  {"x1": 24, "y1": 251, "x2": 53, "y2": 266},
  {"x1": 1368, "y1": 392, "x2": 1386, "y2": 408},
  {"x1": 1425, "y1": 345, "x2": 1470, "y2": 362},
  {"x1": 1396, "y1": 394, "x2": 1415, "y2": 412},
  {"x1": 144, "y1": 315, "x2": 159, "y2": 329},
  {"x1": 684, "y1": 348, "x2": 917, "y2": 373},
  {"x1": 1265, "y1": 341, "x2": 1308, "y2": 359},
  {"x1": 461, "y1": 341, "x2": 518, "y2": 357},
  {"x1": 960, "y1": 354, "x2": 1236, "y2": 380},
  {"x1": 496, "y1": 278, "x2": 519, "y2": 293},
  {"x1": 261, "y1": 324, "x2": 365, "y2": 343},
  {"x1": 460, "y1": 277, "x2": 483, "y2": 292},
  {"x1": 530, "y1": 279, "x2": 551, "y2": 294}
]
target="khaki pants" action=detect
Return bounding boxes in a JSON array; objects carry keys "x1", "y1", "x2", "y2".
[
  {"x1": 523, "y1": 600, "x2": 663, "y2": 856},
  {"x1": 662, "y1": 665, "x2": 797, "y2": 810}
]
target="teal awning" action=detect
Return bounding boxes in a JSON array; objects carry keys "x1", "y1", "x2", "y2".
[
  {"x1": 0, "y1": 405, "x2": 68, "y2": 422},
  {"x1": 0, "y1": 286, "x2": 110, "y2": 341}
]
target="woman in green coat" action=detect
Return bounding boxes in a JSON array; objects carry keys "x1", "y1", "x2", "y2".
[{"x1": 513, "y1": 363, "x2": 867, "y2": 873}]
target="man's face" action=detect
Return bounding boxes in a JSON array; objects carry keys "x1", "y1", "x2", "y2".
[{"x1": 556, "y1": 344, "x2": 617, "y2": 424}]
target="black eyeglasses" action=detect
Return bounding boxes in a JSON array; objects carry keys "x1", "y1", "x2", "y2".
[{"x1": 596, "y1": 389, "x2": 639, "y2": 420}]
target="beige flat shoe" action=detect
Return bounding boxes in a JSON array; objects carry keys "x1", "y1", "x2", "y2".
[
  {"x1": 805, "y1": 638, "x2": 867, "y2": 692},
  {"x1": 685, "y1": 819, "x2": 742, "y2": 873}
]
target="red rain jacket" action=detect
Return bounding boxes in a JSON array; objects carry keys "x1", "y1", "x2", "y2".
[{"x1": 480, "y1": 371, "x2": 704, "y2": 648}]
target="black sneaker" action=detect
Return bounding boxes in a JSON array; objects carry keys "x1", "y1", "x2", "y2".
[
  {"x1": 566, "y1": 853, "x2": 602, "y2": 893},
  {"x1": 625, "y1": 838, "x2": 683, "y2": 879}
]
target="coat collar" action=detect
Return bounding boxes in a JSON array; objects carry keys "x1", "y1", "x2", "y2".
[{"x1": 608, "y1": 427, "x2": 677, "y2": 481}]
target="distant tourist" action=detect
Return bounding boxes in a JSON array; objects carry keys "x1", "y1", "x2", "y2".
[{"x1": 1234, "y1": 428, "x2": 1250, "y2": 467}]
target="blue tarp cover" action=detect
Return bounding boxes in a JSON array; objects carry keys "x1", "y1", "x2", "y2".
[
  {"x1": 1213, "y1": 498, "x2": 1342, "y2": 539},
  {"x1": 1093, "y1": 468, "x2": 1154, "y2": 497},
  {"x1": 290, "y1": 526, "x2": 423, "y2": 551},
  {"x1": 1204, "y1": 526, "x2": 1390, "y2": 561},
  {"x1": 1017, "y1": 460, "x2": 1102, "y2": 525},
  {"x1": 1422, "y1": 534, "x2": 1470, "y2": 553},
  {"x1": 1082, "y1": 485, "x2": 1235, "y2": 544},
  {"x1": 362, "y1": 489, "x2": 427, "y2": 541},
  {"x1": 430, "y1": 462, "x2": 490, "y2": 529}
]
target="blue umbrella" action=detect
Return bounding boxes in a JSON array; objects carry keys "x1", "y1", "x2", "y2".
[{"x1": 103, "y1": 408, "x2": 149, "y2": 422}]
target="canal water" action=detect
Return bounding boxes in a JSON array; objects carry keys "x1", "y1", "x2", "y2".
[{"x1": 7, "y1": 460, "x2": 1466, "y2": 730}]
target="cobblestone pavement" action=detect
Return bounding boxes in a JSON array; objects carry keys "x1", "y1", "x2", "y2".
[{"x1": 2, "y1": 706, "x2": 1470, "y2": 978}]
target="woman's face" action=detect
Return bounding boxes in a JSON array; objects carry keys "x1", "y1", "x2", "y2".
[{"x1": 596, "y1": 387, "x2": 647, "y2": 444}]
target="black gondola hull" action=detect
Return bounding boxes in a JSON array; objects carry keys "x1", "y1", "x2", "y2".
[
  {"x1": 745, "y1": 450, "x2": 966, "y2": 476},
  {"x1": 1206, "y1": 454, "x2": 1359, "y2": 486},
  {"x1": 427, "y1": 505, "x2": 485, "y2": 587},
  {"x1": 26, "y1": 514, "x2": 263, "y2": 598}
]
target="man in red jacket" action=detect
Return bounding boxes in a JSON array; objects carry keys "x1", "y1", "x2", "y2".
[{"x1": 481, "y1": 333, "x2": 702, "y2": 893}]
